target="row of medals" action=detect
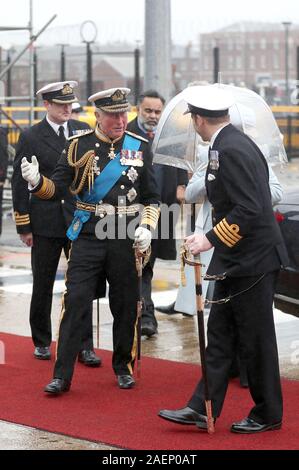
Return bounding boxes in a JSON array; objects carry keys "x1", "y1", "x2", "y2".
[{"x1": 91, "y1": 142, "x2": 138, "y2": 202}]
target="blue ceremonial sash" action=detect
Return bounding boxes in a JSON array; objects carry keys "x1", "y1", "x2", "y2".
[{"x1": 67, "y1": 133, "x2": 141, "y2": 240}]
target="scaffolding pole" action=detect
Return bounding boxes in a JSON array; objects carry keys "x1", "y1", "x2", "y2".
[
  {"x1": 0, "y1": 15, "x2": 57, "y2": 82},
  {"x1": 0, "y1": 1, "x2": 57, "y2": 125}
]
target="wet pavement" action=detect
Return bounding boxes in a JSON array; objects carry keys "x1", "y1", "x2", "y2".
[
  {"x1": 0, "y1": 160, "x2": 299, "y2": 449},
  {"x1": 0, "y1": 421, "x2": 119, "y2": 450}
]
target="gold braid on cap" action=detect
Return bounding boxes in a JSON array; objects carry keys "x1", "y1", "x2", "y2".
[
  {"x1": 67, "y1": 138, "x2": 95, "y2": 195},
  {"x1": 140, "y1": 206, "x2": 160, "y2": 230}
]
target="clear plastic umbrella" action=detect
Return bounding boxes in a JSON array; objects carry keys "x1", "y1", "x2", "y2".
[{"x1": 152, "y1": 83, "x2": 288, "y2": 173}]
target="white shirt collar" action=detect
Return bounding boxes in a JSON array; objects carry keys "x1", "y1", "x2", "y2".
[
  {"x1": 46, "y1": 116, "x2": 69, "y2": 138},
  {"x1": 210, "y1": 123, "x2": 229, "y2": 149}
]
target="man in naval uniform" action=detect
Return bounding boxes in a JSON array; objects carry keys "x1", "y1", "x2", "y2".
[
  {"x1": 159, "y1": 85, "x2": 288, "y2": 434},
  {"x1": 12, "y1": 81, "x2": 101, "y2": 366},
  {"x1": 21, "y1": 87, "x2": 160, "y2": 392}
]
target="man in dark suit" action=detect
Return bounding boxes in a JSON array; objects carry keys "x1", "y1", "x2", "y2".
[
  {"x1": 159, "y1": 85, "x2": 288, "y2": 434},
  {"x1": 0, "y1": 127, "x2": 9, "y2": 236},
  {"x1": 127, "y1": 90, "x2": 188, "y2": 337},
  {"x1": 12, "y1": 81, "x2": 101, "y2": 366}
]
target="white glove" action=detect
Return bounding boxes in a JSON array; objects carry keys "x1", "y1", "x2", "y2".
[
  {"x1": 134, "y1": 227, "x2": 152, "y2": 252},
  {"x1": 21, "y1": 155, "x2": 40, "y2": 187}
]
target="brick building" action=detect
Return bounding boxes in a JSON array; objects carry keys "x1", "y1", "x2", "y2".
[{"x1": 199, "y1": 22, "x2": 299, "y2": 104}]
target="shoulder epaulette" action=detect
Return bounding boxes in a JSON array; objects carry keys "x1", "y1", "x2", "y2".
[
  {"x1": 68, "y1": 129, "x2": 94, "y2": 141},
  {"x1": 125, "y1": 130, "x2": 149, "y2": 143}
]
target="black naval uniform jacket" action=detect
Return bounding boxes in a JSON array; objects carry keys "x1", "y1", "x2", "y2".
[
  {"x1": 205, "y1": 124, "x2": 288, "y2": 277},
  {"x1": 31, "y1": 129, "x2": 160, "y2": 236},
  {"x1": 12, "y1": 118, "x2": 90, "y2": 237},
  {"x1": 127, "y1": 117, "x2": 188, "y2": 260}
]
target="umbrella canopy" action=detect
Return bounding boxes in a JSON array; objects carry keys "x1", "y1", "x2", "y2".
[{"x1": 152, "y1": 84, "x2": 287, "y2": 173}]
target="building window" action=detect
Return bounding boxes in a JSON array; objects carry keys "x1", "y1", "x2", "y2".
[
  {"x1": 228, "y1": 39, "x2": 233, "y2": 51},
  {"x1": 273, "y1": 38, "x2": 279, "y2": 50},
  {"x1": 236, "y1": 56, "x2": 242, "y2": 69},
  {"x1": 273, "y1": 54, "x2": 280, "y2": 69},
  {"x1": 204, "y1": 58, "x2": 209, "y2": 70},
  {"x1": 228, "y1": 56, "x2": 234, "y2": 69},
  {"x1": 260, "y1": 38, "x2": 267, "y2": 49},
  {"x1": 260, "y1": 55, "x2": 266, "y2": 69},
  {"x1": 250, "y1": 55, "x2": 255, "y2": 69}
]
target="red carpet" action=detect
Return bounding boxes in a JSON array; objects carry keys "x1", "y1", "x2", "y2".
[{"x1": 0, "y1": 332, "x2": 298, "y2": 450}]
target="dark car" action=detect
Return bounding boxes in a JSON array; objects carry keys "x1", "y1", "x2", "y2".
[{"x1": 273, "y1": 189, "x2": 299, "y2": 317}]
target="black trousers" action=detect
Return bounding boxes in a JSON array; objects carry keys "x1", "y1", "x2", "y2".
[
  {"x1": 54, "y1": 235, "x2": 138, "y2": 381},
  {"x1": 141, "y1": 239, "x2": 158, "y2": 327},
  {"x1": 30, "y1": 234, "x2": 93, "y2": 350},
  {"x1": 188, "y1": 270, "x2": 283, "y2": 424}
]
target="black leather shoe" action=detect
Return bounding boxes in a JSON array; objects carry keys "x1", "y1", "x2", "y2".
[
  {"x1": 44, "y1": 378, "x2": 71, "y2": 395},
  {"x1": 117, "y1": 375, "x2": 135, "y2": 389},
  {"x1": 155, "y1": 303, "x2": 191, "y2": 317},
  {"x1": 231, "y1": 417, "x2": 282, "y2": 434},
  {"x1": 141, "y1": 321, "x2": 157, "y2": 337},
  {"x1": 158, "y1": 406, "x2": 209, "y2": 430},
  {"x1": 78, "y1": 349, "x2": 102, "y2": 367},
  {"x1": 155, "y1": 302, "x2": 180, "y2": 315},
  {"x1": 34, "y1": 346, "x2": 51, "y2": 360}
]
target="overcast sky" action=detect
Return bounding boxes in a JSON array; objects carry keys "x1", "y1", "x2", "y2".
[{"x1": 0, "y1": 0, "x2": 298, "y2": 47}]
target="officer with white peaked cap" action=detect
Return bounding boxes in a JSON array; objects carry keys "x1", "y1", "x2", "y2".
[
  {"x1": 159, "y1": 83, "x2": 288, "y2": 434},
  {"x1": 11, "y1": 79, "x2": 101, "y2": 367},
  {"x1": 36, "y1": 81, "x2": 78, "y2": 104},
  {"x1": 183, "y1": 84, "x2": 235, "y2": 117}
]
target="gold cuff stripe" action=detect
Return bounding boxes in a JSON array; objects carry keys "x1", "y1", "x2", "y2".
[
  {"x1": 16, "y1": 219, "x2": 30, "y2": 227},
  {"x1": 215, "y1": 224, "x2": 236, "y2": 246},
  {"x1": 14, "y1": 213, "x2": 30, "y2": 221},
  {"x1": 15, "y1": 216, "x2": 30, "y2": 221},
  {"x1": 35, "y1": 177, "x2": 55, "y2": 199},
  {"x1": 142, "y1": 207, "x2": 160, "y2": 217},
  {"x1": 222, "y1": 218, "x2": 242, "y2": 240},
  {"x1": 218, "y1": 221, "x2": 239, "y2": 244},
  {"x1": 142, "y1": 212, "x2": 157, "y2": 221},
  {"x1": 213, "y1": 226, "x2": 234, "y2": 248},
  {"x1": 141, "y1": 217, "x2": 157, "y2": 228},
  {"x1": 141, "y1": 207, "x2": 160, "y2": 229},
  {"x1": 16, "y1": 219, "x2": 30, "y2": 226},
  {"x1": 14, "y1": 211, "x2": 30, "y2": 225},
  {"x1": 213, "y1": 218, "x2": 242, "y2": 248}
]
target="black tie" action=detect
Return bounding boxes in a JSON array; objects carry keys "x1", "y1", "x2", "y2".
[{"x1": 58, "y1": 125, "x2": 66, "y2": 145}]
